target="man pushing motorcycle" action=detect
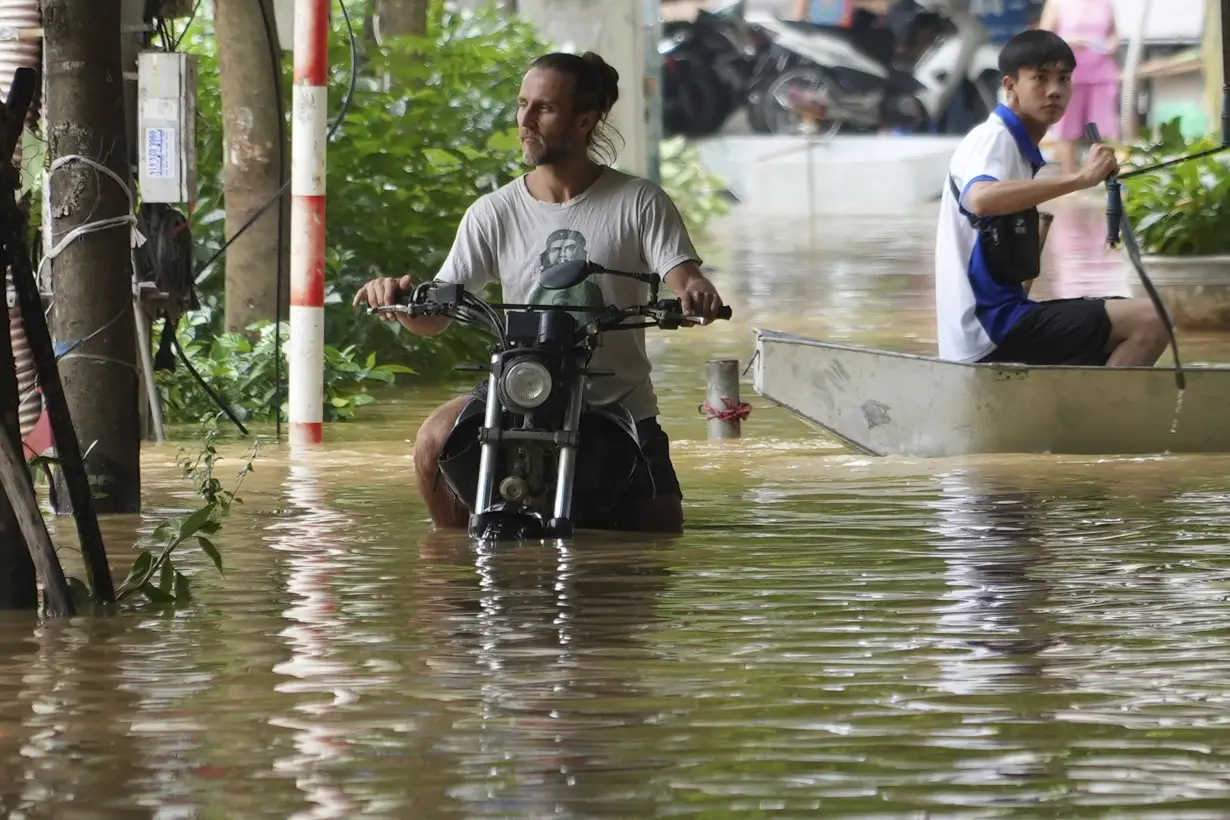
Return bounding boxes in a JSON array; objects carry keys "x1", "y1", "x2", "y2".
[{"x1": 353, "y1": 50, "x2": 727, "y2": 534}]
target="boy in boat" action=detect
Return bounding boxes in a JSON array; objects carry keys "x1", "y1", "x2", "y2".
[{"x1": 934, "y1": 29, "x2": 1167, "y2": 367}]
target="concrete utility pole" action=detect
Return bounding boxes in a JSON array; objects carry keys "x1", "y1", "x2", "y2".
[
  {"x1": 216, "y1": 0, "x2": 288, "y2": 333},
  {"x1": 43, "y1": 0, "x2": 142, "y2": 514}
]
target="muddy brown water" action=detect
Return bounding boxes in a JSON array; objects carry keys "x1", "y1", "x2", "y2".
[{"x1": 6, "y1": 198, "x2": 1230, "y2": 818}]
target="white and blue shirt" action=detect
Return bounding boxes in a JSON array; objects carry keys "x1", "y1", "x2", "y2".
[{"x1": 934, "y1": 104, "x2": 1045, "y2": 363}]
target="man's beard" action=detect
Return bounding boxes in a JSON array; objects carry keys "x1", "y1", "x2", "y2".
[{"x1": 522, "y1": 135, "x2": 572, "y2": 166}]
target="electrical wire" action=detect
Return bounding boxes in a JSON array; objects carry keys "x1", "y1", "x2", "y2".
[
  {"x1": 14, "y1": 303, "x2": 129, "y2": 409},
  {"x1": 171, "y1": 335, "x2": 249, "y2": 435},
  {"x1": 38, "y1": 155, "x2": 137, "y2": 281},
  {"x1": 171, "y1": 0, "x2": 203, "y2": 51}
]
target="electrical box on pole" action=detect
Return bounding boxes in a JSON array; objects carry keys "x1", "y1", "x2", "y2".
[{"x1": 136, "y1": 51, "x2": 198, "y2": 204}]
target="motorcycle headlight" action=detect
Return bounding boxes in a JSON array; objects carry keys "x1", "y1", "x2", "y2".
[{"x1": 500, "y1": 360, "x2": 553, "y2": 410}]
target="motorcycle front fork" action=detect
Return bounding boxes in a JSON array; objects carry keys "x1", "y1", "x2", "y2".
[
  {"x1": 551, "y1": 372, "x2": 586, "y2": 523},
  {"x1": 472, "y1": 365, "x2": 586, "y2": 531}
]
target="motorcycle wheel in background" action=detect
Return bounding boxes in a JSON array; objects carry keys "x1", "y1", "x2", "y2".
[
  {"x1": 756, "y1": 66, "x2": 843, "y2": 135},
  {"x1": 745, "y1": 54, "x2": 793, "y2": 133}
]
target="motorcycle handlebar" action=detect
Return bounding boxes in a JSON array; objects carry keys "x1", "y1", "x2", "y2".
[{"x1": 366, "y1": 301, "x2": 733, "y2": 323}]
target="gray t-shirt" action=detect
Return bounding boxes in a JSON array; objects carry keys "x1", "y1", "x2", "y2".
[{"x1": 434, "y1": 167, "x2": 702, "y2": 421}]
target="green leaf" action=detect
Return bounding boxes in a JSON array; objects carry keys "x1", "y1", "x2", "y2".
[
  {"x1": 174, "y1": 571, "x2": 191, "y2": 602},
  {"x1": 152, "y1": 520, "x2": 177, "y2": 542},
  {"x1": 66, "y1": 576, "x2": 93, "y2": 610},
  {"x1": 141, "y1": 583, "x2": 175, "y2": 603},
  {"x1": 179, "y1": 503, "x2": 217, "y2": 540},
  {"x1": 197, "y1": 536, "x2": 224, "y2": 576},
  {"x1": 125, "y1": 551, "x2": 153, "y2": 587},
  {"x1": 159, "y1": 560, "x2": 175, "y2": 594}
]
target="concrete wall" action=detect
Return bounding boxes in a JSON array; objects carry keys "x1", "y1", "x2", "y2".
[{"x1": 1148, "y1": 70, "x2": 1209, "y2": 136}]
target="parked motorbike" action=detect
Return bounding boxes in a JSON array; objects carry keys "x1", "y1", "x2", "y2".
[
  {"x1": 367, "y1": 260, "x2": 732, "y2": 542},
  {"x1": 746, "y1": 1, "x2": 1001, "y2": 135},
  {"x1": 660, "y1": 0, "x2": 772, "y2": 137}
]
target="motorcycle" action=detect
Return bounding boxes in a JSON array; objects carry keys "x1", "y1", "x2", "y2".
[
  {"x1": 659, "y1": 0, "x2": 771, "y2": 138},
  {"x1": 746, "y1": 1, "x2": 1001, "y2": 135},
  {"x1": 367, "y1": 259, "x2": 732, "y2": 542}
]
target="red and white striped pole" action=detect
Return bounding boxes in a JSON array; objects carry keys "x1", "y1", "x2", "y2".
[{"x1": 289, "y1": 0, "x2": 329, "y2": 447}]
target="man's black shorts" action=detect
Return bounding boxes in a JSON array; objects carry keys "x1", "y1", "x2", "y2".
[
  {"x1": 979, "y1": 297, "x2": 1121, "y2": 367},
  {"x1": 466, "y1": 381, "x2": 682, "y2": 501}
]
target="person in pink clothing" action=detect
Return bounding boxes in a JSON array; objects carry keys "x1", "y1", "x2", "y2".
[{"x1": 1039, "y1": 0, "x2": 1121, "y2": 174}]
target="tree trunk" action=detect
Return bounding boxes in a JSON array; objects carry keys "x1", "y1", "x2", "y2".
[
  {"x1": 374, "y1": 0, "x2": 429, "y2": 41},
  {"x1": 0, "y1": 310, "x2": 37, "y2": 611},
  {"x1": 43, "y1": 0, "x2": 141, "y2": 515},
  {"x1": 215, "y1": 0, "x2": 287, "y2": 334}
]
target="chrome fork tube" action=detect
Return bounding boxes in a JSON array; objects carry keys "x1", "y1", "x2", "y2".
[
  {"x1": 551, "y1": 371, "x2": 587, "y2": 521},
  {"x1": 474, "y1": 357, "x2": 502, "y2": 513}
]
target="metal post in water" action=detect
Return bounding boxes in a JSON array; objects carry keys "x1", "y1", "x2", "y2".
[
  {"x1": 702, "y1": 359, "x2": 749, "y2": 440},
  {"x1": 289, "y1": 0, "x2": 329, "y2": 448}
]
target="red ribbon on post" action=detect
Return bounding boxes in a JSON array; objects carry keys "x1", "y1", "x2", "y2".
[{"x1": 700, "y1": 396, "x2": 752, "y2": 424}]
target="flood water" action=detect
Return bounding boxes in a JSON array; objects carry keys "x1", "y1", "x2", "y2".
[{"x1": 8, "y1": 197, "x2": 1230, "y2": 818}]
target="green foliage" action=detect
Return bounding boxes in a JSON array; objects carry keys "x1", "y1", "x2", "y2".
[
  {"x1": 660, "y1": 136, "x2": 732, "y2": 236},
  {"x1": 153, "y1": 318, "x2": 414, "y2": 426},
  {"x1": 1122, "y1": 117, "x2": 1230, "y2": 257},
  {"x1": 65, "y1": 420, "x2": 255, "y2": 612},
  {"x1": 178, "y1": 1, "x2": 539, "y2": 370}
]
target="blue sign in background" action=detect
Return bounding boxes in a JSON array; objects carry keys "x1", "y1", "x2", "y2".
[{"x1": 971, "y1": 0, "x2": 1047, "y2": 44}]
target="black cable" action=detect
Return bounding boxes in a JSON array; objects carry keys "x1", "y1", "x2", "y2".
[
  {"x1": 171, "y1": 0, "x2": 203, "y2": 51},
  {"x1": 1119, "y1": 144, "x2": 1230, "y2": 180},
  {"x1": 170, "y1": 335, "x2": 250, "y2": 436},
  {"x1": 256, "y1": 0, "x2": 288, "y2": 441}
]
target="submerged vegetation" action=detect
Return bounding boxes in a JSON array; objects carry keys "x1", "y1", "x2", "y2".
[{"x1": 63, "y1": 419, "x2": 255, "y2": 613}]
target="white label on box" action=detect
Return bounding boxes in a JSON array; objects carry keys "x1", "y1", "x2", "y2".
[{"x1": 145, "y1": 127, "x2": 175, "y2": 180}]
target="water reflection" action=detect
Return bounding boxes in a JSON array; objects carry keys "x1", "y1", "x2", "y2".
[
  {"x1": 931, "y1": 471, "x2": 1057, "y2": 688},
  {"x1": 9, "y1": 194, "x2": 1230, "y2": 816},
  {"x1": 268, "y1": 454, "x2": 381, "y2": 819},
  {"x1": 415, "y1": 534, "x2": 675, "y2": 818}
]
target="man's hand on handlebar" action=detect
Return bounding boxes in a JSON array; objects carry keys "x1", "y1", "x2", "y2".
[
  {"x1": 679, "y1": 276, "x2": 725, "y2": 323},
  {"x1": 352, "y1": 274, "x2": 414, "y2": 319},
  {"x1": 352, "y1": 274, "x2": 452, "y2": 337}
]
